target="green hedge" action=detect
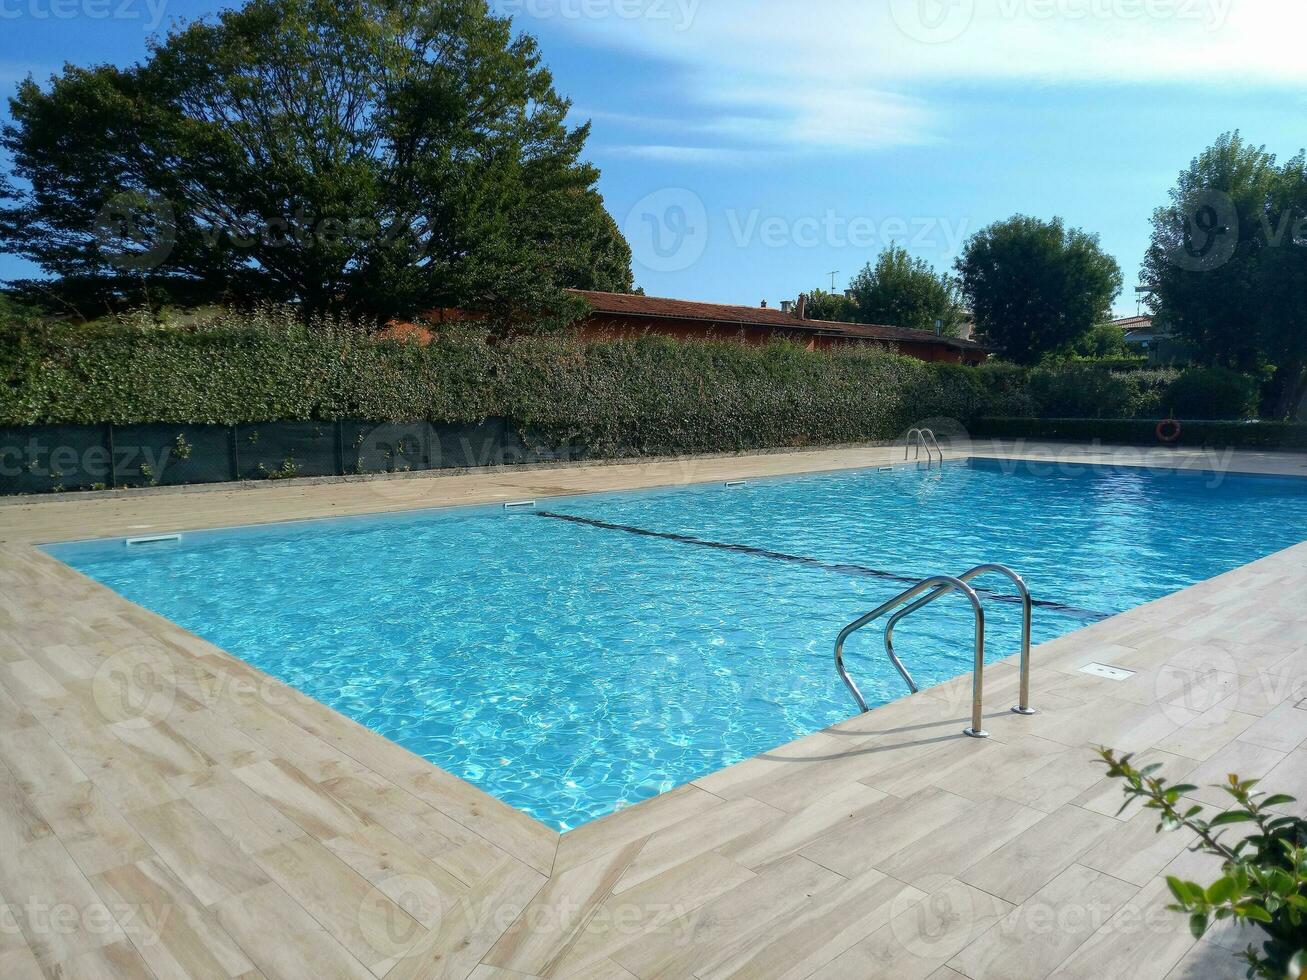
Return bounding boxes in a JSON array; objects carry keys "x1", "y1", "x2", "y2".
[
  {"x1": 1163, "y1": 366, "x2": 1261, "y2": 421},
  {"x1": 1, "y1": 317, "x2": 1281, "y2": 460},
  {"x1": 0, "y1": 322, "x2": 989, "y2": 456},
  {"x1": 975, "y1": 362, "x2": 1177, "y2": 419},
  {"x1": 972, "y1": 417, "x2": 1307, "y2": 449}
]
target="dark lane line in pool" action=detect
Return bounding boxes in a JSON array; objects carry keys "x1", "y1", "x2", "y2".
[{"x1": 534, "y1": 511, "x2": 1109, "y2": 622}]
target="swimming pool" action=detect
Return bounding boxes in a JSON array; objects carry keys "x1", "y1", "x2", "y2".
[{"x1": 47, "y1": 457, "x2": 1307, "y2": 830}]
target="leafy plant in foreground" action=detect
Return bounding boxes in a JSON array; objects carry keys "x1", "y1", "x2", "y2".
[{"x1": 1098, "y1": 748, "x2": 1307, "y2": 978}]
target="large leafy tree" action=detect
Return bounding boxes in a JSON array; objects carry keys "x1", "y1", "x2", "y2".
[
  {"x1": 1142, "y1": 133, "x2": 1307, "y2": 418},
  {"x1": 956, "y1": 216, "x2": 1122, "y2": 365},
  {"x1": 804, "y1": 288, "x2": 858, "y2": 323},
  {"x1": 847, "y1": 245, "x2": 964, "y2": 334},
  {"x1": 0, "y1": 0, "x2": 632, "y2": 322}
]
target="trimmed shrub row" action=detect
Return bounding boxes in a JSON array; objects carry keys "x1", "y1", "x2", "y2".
[
  {"x1": 1162, "y1": 367, "x2": 1262, "y2": 421},
  {"x1": 972, "y1": 417, "x2": 1307, "y2": 449},
  {"x1": 0, "y1": 323, "x2": 990, "y2": 457},
  {"x1": 0, "y1": 320, "x2": 1276, "y2": 478},
  {"x1": 974, "y1": 363, "x2": 1258, "y2": 421}
]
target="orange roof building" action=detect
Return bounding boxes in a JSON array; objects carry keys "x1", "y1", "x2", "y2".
[{"x1": 567, "y1": 290, "x2": 991, "y2": 365}]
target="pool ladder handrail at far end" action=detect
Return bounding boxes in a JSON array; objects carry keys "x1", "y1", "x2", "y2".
[
  {"x1": 904, "y1": 428, "x2": 943, "y2": 465},
  {"x1": 834, "y1": 563, "x2": 1036, "y2": 740}
]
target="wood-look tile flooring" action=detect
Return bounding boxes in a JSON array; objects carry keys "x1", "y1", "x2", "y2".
[{"x1": 1, "y1": 442, "x2": 1304, "y2": 979}]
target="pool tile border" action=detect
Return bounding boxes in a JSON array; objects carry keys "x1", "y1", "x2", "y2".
[{"x1": 1, "y1": 440, "x2": 1304, "y2": 979}]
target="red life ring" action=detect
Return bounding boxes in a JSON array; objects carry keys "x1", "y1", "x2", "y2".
[{"x1": 1157, "y1": 418, "x2": 1182, "y2": 444}]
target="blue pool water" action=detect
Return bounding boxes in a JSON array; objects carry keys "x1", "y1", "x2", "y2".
[{"x1": 47, "y1": 458, "x2": 1307, "y2": 830}]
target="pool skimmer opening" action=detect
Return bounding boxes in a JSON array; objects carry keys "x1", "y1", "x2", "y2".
[
  {"x1": 1080, "y1": 663, "x2": 1136, "y2": 681},
  {"x1": 125, "y1": 533, "x2": 183, "y2": 547}
]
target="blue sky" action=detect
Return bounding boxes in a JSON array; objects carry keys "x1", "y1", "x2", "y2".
[{"x1": 2, "y1": 0, "x2": 1305, "y2": 316}]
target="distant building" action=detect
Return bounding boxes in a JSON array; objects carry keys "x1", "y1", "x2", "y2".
[
  {"x1": 569, "y1": 291, "x2": 991, "y2": 366},
  {"x1": 1114, "y1": 315, "x2": 1191, "y2": 365},
  {"x1": 395, "y1": 290, "x2": 993, "y2": 365},
  {"x1": 1116, "y1": 315, "x2": 1159, "y2": 346}
]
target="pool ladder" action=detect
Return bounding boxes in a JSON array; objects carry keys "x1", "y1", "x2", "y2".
[
  {"x1": 905, "y1": 428, "x2": 943, "y2": 465},
  {"x1": 834, "y1": 564, "x2": 1036, "y2": 739}
]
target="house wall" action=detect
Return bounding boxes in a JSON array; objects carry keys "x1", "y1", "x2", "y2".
[
  {"x1": 576, "y1": 314, "x2": 978, "y2": 365},
  {"x1": 387, "y1": 310, "x2": 984, "y2": 366},
  {"x1": 807, "y1": 333, "x2": 978, "y2": 365},
  {"x1": 575, "y1": 314, "x2": 817, "y2": 349}
]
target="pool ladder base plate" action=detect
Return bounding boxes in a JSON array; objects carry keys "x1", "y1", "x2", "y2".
[
  {"x1": 964, "y1": 727, "x2": 990, "y2": 739},
  {"x1": 1011, "y1": 706, "x2": 1038, "y2": 716}
]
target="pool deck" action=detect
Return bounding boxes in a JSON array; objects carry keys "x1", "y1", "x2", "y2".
[{"x1": 1, "y1": 440, "x2": 1305, "y2": 979}]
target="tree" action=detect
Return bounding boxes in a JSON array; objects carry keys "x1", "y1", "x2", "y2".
[
  {"x1": 1070, "y1": 322, "x2": 1132, "y2": 360},
  {"x1": 0, "y1": 0, "x2": 632, "y2": 323},
  {"x1": 847, "y1": 245, "x2": 964, "y2": 334},
  {"x1": 804, "y1": 288, "x2": 858, "y2": 323},
  {"x1": 1142, "y1": 133, "x2": 1307, "y2": 418},
  {"x1": 956, "y1": 216, "x2": 1122, "y2": 365},
  {"x1": 1259, "y1": 152, "x2": 1307, "y2": 417}
]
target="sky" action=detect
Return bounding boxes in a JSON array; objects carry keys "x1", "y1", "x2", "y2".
[{"x1": 2, "y1": 0, "x2": 1306, "y2": 316}]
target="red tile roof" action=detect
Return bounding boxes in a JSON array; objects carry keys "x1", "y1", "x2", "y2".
[
  {"x1": 568, "y1": 290, "x2": 990, "y2": 351},
  {"x1": 1112, "y1": 316, "x2": 1153, "y2": 329}
]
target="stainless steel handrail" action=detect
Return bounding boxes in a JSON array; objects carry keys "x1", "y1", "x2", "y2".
[
  {"x1": 904, "y1": 428, "x2": 925, "y2": 461},
  {"x1": 885, "y1": 563, "x2": 1036, "y2": 717},
  {"x1": 904, "y1": 428, "x2": 943, "y2": 464},
  {"x1": 922, "y1": 429, "x2": 943, "y2": 462},
  {"x1": 835, "y1": 575, "x2": 989, "y2": 738}
]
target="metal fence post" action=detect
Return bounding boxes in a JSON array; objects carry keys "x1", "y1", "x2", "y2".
[{"x1": 105, "y1": 423, "x2": 118, "y2": 489}]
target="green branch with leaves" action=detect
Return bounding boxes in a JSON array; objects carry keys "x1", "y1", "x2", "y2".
[{"x1": 1098, "y1": 748, "x2": 1307, "y2": 979}]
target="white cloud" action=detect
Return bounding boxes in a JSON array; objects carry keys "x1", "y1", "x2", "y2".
[
  {"x1": 701, "y1": 84, "x2": 937, "y2": 152},
  {"x1": 505, "y1": 0, "x2": 1305, "y2": 156},
  {"x1": 528, "y1": 0, "x2": 1303, "y2": 85},
  {"x1": 604, "y1": 144, "x2": 775, "y2": 164}
]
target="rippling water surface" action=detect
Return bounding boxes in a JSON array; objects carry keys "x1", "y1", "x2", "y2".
[{"x1": 47, "y1": 458, "x2": 1307, "y2": 830}]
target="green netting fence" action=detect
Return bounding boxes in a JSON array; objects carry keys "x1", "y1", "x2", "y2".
[{"x1": 0, "y1": 419, "x2": 576, "y2": 495}]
